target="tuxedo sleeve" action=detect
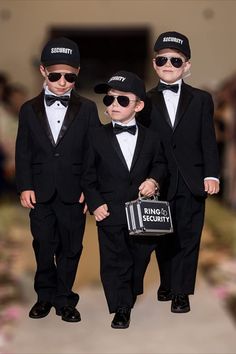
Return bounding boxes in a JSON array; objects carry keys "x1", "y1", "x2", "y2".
[
  {"x1": 201, "y1": 93, "x2": 220, "y2": 178},
  {"x1": 88, "y1": 101, "x2": 101, "y2": 128},
  {"x1": 136, "y1": 96, "x2": 152, "y2": 127},
  {"x1": 148, "y1": 135, "x2": 168, "y2": 189},
  {"x1": 15, "y1": 104, "x2": 34, "y2": 193},
  {"x1": 81, "y1": 131, "x2": 106, "y2": 213}
]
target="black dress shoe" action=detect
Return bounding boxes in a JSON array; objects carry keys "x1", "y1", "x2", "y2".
[
  {"x1": 111, "y1": 307, "x2": 131, "y2": 329},
  {"x1": 29, "y1": 301, "x2": 52, "y2": 319},
  {"x1": 171, "y1": 294, "x2": 190, "y2": 313},
  {"x1": 157, "y1": 288, "x2": 172, "y2": 301},
  {"x1": 56, "y1": 306, "x2": 81, "y2": 322}
]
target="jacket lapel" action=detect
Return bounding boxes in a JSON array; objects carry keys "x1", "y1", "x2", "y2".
[
  {"x1": 105, "y1": 123, "x2": 129, "y2": 170},
  {"x1": 32, "y1": 91, "x2": 56, "y2": 146},
  {"x1": 55, "y1": 90, "x2": 81, "y2": 146},
  {"x1": 149, "y1": 86, "x2": 172, "y2": 128},
  {"x1": 104, "y1": 123, "x2": 146, "y2": 172},
  {"x1": 32, "y1": 90, "x2": 82, "y2": 147},
  {"x1": 130, "y1": 124, "x2": 145, "y2": 171},
  {"x1": 173, "y1": 82, "x2": 193, "y2": 130}
]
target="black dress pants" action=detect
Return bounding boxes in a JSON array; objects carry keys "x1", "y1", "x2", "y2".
[
  {"x1": 169, "y1": 175, "x2": 205, "y2": 294},
  {"x1": 97, "y1": 225, "x2": 135, "y2": 313},
  {"x1": 29, "y1": 193, "x2": 85, "y2": 310},
  {"x1": 132, "y1": 234, "x2": 174, "y2": 296}
]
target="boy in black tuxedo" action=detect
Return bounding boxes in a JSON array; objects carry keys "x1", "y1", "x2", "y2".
[
  {"x1": 138, "y1": 31, "x2": 220, "y2": 313},
  {"x1": 15, "y1": 37, "x2": 100, "y2": 322},
  {"x1": 82, "y1": 71, "x2": 166, "y2": 328}
]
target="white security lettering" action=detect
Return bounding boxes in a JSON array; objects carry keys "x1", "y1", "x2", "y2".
[
  {"x1": 162, "y1": 37, "x2": 183, "y2": 45},
  {"x1": 143, "y1": 207, "x2": 160, "y2": 215},
  {"x1": 51, "y1": 48, "x2": 73, "y2": 55},
  {"x1": 108, "y1": 76, "x2": 126, "y2": 83},
  {"x1": 143, "y1": 215, "x2": 170, "y2": 222}
]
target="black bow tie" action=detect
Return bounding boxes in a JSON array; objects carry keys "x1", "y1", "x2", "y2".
[
  {"x1": 113, "y1": 123, "x2": 137, "y2": 135},
  {"x1": 157, "y1": 82, "x2": 179, "y2": 93},
  {"x1": 45, "y1": 94, "x2": 70, "y2": 107}
]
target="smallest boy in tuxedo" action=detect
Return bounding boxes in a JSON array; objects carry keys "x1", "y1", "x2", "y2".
[{"x1": 82, "y1": 71, "x2": 166, "y2": 329}]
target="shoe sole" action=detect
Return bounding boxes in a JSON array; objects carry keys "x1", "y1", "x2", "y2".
[
  {"x1": 158, "y1": 295, "x2": 172, "y2": 302},
  {"x1": 111, "y1": 323, "x2": 130, "y2": 329},
  {"x1": 171, "y1": 307, "x2": 190, "y2": 313},
  {"x1": 61, "y1": 317, "x2": 81, "y2": 323}
]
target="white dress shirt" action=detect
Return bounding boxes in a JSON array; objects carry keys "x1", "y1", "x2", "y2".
[
  {"x1": 161, "y1": 78, "x2": 182, "y2": 127},
  {"x1": 112, "y1": 117, "x2": 138, "y2": 170},
  {"x1": 44, "y1": 87, "x2": 71, "y2": 143}
]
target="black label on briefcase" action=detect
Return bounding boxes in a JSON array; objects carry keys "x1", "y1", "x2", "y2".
[{"x1": 125, "y1": 198, "x2": 173, "y2": 236}]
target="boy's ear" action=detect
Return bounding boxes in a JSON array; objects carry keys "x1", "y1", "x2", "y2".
[
  {"x1": 184, "y1": 60, "x2": 191, "y2": 73},
  {"x1": 135, "y1": 100, "x2": 145, "y2": 112},
  {"x1": 152, "y1": 58, "x2": 157, "y2": 71},
  {"x1": 40, "y1": 65, "x2": 46, "y2": 78}
]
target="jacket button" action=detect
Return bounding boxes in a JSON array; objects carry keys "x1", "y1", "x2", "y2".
[{"x1": 54, "y1": 153, "x2": 60, "y2": 157}]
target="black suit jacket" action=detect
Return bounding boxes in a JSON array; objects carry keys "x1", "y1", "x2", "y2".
[
  {"x1": 81, "y1": 123, "x2": 167, "y2": 226},
  {"x1": 137, "y1": 82, "x2": 220, "y2": 199},
  {"x1": 15, "y1": 90, "x2": 100, "y2": 203}
]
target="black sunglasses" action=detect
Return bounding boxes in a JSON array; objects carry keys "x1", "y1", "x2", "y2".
[
  {"x1": 155, "y1": 56, "x2": 185, "y2": 68},
  {"x1": 103, "y1": 95, "x2": 137, "y2": 107},
  {"x1": 46, "y1": 72, "x2": 78, "y2": 83}
]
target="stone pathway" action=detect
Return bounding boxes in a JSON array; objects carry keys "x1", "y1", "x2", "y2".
[
  {"x1": 1, "y1": 201, "x2": 236, "y2": 354},
  {"x1": 5, "y1": 277, "x2": 236, "y2": 354}
]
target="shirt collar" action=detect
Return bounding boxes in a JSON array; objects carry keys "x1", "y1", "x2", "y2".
[
  {"x1": 160, "y1": 79, "x2": 182, "y2": 86},
  {"x1": 44, "y1": 86, "x2": 72, "y2": 97},
  {"x1": 112, "y1": 117, "x2": 136, "y2": 127}
]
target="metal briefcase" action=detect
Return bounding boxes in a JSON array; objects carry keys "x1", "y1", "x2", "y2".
[{"x1": 125, "y1": 195, "x2": 173, "y2": 236}]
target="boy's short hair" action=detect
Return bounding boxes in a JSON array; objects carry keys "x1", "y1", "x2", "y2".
[
  {"x1": 94, "y1": 70, "x2": 146, "y2": 101},
  {"x1": 154, "y1": 31, "x2": 191, "y2": 59},
  {"x1": 41, "y1": 37, "x2": 80, "y2": 68}
]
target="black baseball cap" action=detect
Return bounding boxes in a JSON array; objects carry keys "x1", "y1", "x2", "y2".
[
  {"x1": 94, "y1": 70, "x2": 146, "y2": 100},
  {"x1": 154, "y1": 31, "x2": 191, "y2": 59},
  {"x1": 41, "y1": 37, "x2": 80, "y2": 68}
]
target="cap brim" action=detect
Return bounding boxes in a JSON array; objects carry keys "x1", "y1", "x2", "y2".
[
  {"x1": 94, "y1": 82, "x2": 132, "y2": 94},
  {"x1": 94, "y1": 83, "x2": 111, "y2": 94},
  {"x1": 41, "y1": 60, "x2": 80, "y2": 68},
  {"x1": 154, "y1": 43, "x2": 190, "y2": 58}
]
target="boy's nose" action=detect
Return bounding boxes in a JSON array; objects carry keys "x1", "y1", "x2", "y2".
[
  {"x1": 112, "y1": 97, "x2": 118, "y2": 106},
  {"x1": 165, "y1": 59, "x2": 172, "y2": 67},
  {"x1": 58, "y1": 76, "x2": 67, "y2": 86}
]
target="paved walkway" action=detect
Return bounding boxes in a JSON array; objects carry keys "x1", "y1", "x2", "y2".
[
  {"x1": 2, "y1": 205, "x2": 236, "y2": 354},
  {"x1": 5, "y1": 271, "x2": 236, "y2": 354}
]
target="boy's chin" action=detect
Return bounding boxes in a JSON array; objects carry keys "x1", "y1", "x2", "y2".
[{"x1": 50, "y1": 88, "x2": 72, "y2": 96}]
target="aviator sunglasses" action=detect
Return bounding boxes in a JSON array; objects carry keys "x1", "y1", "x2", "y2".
[
  {"x1": 103, "y1": 95, "x2": 138, "y2": 107},
  {"x1": 154, "y1": 56, "x2": 185, "y2": 68},
  {"x1": 46, "y1": 71, "x2": 78, "y2": 83}
]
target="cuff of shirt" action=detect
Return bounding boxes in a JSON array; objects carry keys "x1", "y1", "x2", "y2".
[{"x1": 204, "y1": 177, "x2": 220, "y2": 183}]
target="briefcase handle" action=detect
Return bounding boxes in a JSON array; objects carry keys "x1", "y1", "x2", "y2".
[{"x1": 138, "y1": 191, "x2": 160, "y2": 200}]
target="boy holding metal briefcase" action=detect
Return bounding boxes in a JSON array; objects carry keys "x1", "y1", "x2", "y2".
[{"x1": 81, "y1": 70, "x2": 169, "y2": 329}]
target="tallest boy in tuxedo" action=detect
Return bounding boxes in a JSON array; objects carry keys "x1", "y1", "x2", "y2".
[
  {"x1": 138, "y1": 31, "x2": 220, "y2": 313},
  {"x1": 15, "y1": 37, "x2": 100, "y2": 322}
]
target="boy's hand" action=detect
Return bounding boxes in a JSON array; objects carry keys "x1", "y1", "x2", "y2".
[
  {"x1": 93, "y1": 204, "x2": 110, "y2": 221},
  {"x1": 139, "y1": 179, "x2": 157, "y2": 197},
  {"x1": 204, "y1": 179, "x2": 220, "y2": 195},
  {"x1": 79, "y1": 192, "x2": 87, "y2": 214},
  {"x1": 20, "y1": 190, "x2": 36, "y2": 209}
]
